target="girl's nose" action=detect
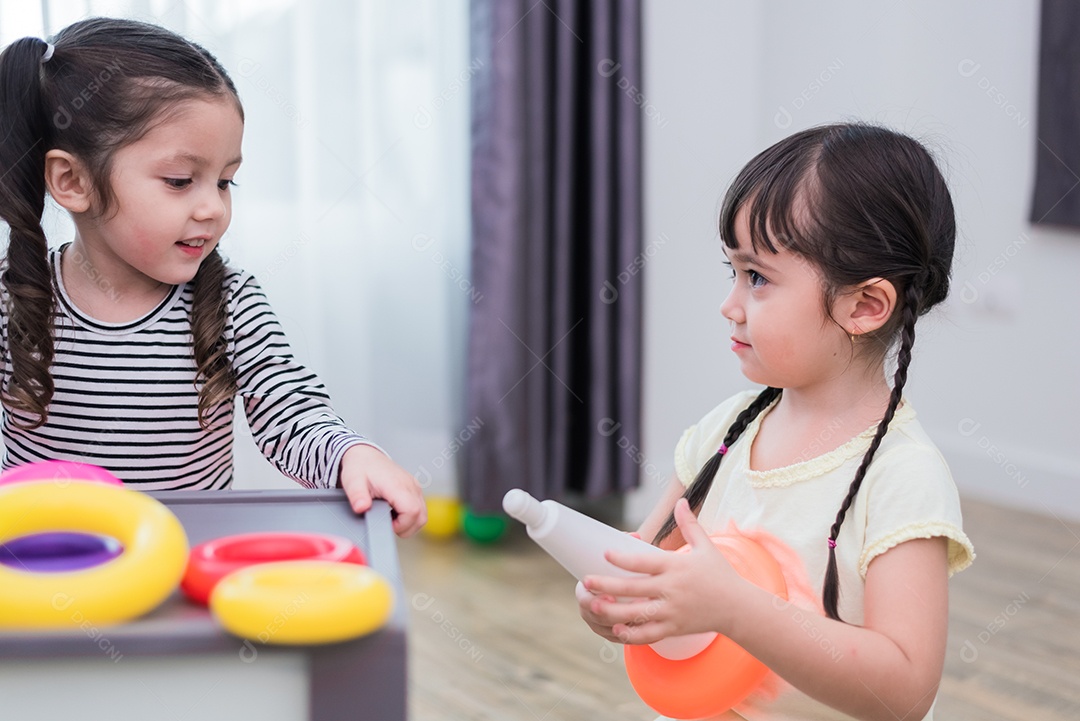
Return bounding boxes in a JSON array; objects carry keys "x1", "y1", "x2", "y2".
[
  {"x1": 720, "y1": 284, "x2": 744, "y2": 324},
  {"x1": 193, "y1": 189, "x2": 227, "y2": 221}
]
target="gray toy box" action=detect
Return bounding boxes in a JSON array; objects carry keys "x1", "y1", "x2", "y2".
[{"x1": 0, "y1": 489, "x2": 407, "y2": 721}]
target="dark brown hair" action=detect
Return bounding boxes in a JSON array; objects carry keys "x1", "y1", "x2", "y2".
[
  {"x1": 0, "y1": 17, "x2": 243, "y2": 428},
  {"x1": 654, "y1": 123, "x2": 956, "y2": 621}
]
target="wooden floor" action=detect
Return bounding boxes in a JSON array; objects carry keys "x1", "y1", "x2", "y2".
[{"x1": 398, "y1": 497, "x2": 1080, "y2": 720}]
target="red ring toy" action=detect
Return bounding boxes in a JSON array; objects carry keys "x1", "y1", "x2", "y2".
[{"x1": 181, "y1": 532, "x2": 366, "y2": 606}]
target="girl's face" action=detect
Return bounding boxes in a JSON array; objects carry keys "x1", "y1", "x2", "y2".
[
  {"x1": 84, "y1": 97, "x2": 243, "y2": 290},
  {"x1": 720, "y1": 205, "x2": 849, "y2": 390}
]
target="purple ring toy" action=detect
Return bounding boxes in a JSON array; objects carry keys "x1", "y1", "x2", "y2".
[{"x1": 0, "y1": 532, "x2": 123, "y2": 572}]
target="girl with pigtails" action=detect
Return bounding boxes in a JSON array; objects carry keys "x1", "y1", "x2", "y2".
[
  {"x1": 579, "y1": 125, "x2": 974, "y2": 720},
  {"x1": 0, "y1": 18, "x2": 424, "y2": 536}
]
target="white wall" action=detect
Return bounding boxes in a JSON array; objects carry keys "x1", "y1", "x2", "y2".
[{"x1": 629, "y1": 0, "x2": 1080, "y2": 525}]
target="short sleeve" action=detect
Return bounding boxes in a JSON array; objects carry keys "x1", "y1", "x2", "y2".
[
  {"x1": 674, "y1": 390, "x2": 761, "y2": 488},
  {"x1": 859, "y1": 444, "x2": 975, "y2": 578}
]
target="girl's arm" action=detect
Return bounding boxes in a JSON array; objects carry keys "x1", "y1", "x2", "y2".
[
  {"x1": 230, "y1": 275, "x2": 424, "y2": 534},
  {"x1": 584, "y1": 499, "x2": 948, "y2": 721}
]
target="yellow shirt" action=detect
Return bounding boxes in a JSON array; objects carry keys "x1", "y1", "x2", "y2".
[{"x1": 666, "y1": 390, "x2": 974, "y2": 721}]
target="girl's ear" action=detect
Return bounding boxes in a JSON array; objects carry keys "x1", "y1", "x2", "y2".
[
  {"x1": 840, "y1": 277, "x2": 897, "y2": 335},
  {"x1": 44, "y1": 150, "x2": 94, "y2": 213}
]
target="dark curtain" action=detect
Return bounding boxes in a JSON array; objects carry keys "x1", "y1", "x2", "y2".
[
  {"x1": 464, "y1": 0, "x2": 643, "y2": 510},
  {"x1": 1031, "y1": 0, "x2": 1080, "y2": 227}
]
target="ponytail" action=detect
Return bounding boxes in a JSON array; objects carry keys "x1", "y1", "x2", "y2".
[
  {"x1": 191, "y1": 249, "x2": 236, "y2": 429},
  {"x1": 821, "y1": 282, "x2": 921, "y2": 620},
  {"x1": 653, "y1": 386, "x2": 781, "y2": 545},
  {"x1": 0, "y1": 38, "x2": 58, "y2": 427}
]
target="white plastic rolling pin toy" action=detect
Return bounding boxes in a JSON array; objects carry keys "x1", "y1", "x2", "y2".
[{"x1": 502, "y1": 489, "x2": 715, "y2": 660}]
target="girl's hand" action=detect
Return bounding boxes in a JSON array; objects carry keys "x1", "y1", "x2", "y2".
[
  {"x1": 582, "y1": 499, "x2": 748, "y2": 645},
  {"x1": 338, "y1": 444, "x2": 427, "y2": 537},
  {"x1": 575, "y1": 580, "x2": 626, "y2": 642},
  {"x1": 575, "y1": 531, "x2": 643, "y2": 642}
]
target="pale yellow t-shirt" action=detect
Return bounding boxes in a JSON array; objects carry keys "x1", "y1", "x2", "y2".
[{"x1": 661, "y1": 390, "x2": 974, "y2": 721}]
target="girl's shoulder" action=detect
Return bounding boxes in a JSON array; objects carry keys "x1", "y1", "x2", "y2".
[
  {"x1": 674, "y1": 389, "x2": 765, "y2": 486},
  {"x1": 220, "y1": 262, "x2": 256, "y2": 295},
  {"x1": 216, "y1": 264, "x2": 271, "y2": 309}
]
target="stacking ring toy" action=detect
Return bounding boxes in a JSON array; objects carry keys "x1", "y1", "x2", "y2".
[
  {"x1": 210, "y1": 560, "x2": 394, "y2": 645},
  {"x1": 624, "y1": 534, "x2": 788, "y2": 719},
  {"x1": 0, "y1": 532, "x2": 123, "y2": 572},
  {"x1": 0, "y1": 460, "x2": 122, "y2": 487},
  {"x1": 0, "y1": 481, "x2": 188, "y2": 629},
  {"x1": 182, "y1": 532, "x2": 367, "y2": 605}
]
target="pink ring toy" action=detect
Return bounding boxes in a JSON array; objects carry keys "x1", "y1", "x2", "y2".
[{"x1": 0, "y1": 460, "x2": 122, "y2": 487}]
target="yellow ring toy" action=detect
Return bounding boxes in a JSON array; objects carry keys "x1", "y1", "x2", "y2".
[
  {"x1": 210, "y1": 560, "x2": 395, "y2": 645},
  {"x1": 0, "y1": 480, "x2": 188, "y2": 629}
]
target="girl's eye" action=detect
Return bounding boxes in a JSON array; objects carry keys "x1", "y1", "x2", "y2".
[
  {"x1": 218, "y1": 179, "x2": 237, "y2": 191},
  {"x1": 164, "y1": 178, "x2": 192, "y2": 189},
  {"x1": 747, "y1": 269, "x2": 767, "y2": 288}
]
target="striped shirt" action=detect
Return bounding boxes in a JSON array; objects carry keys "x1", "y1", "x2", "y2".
[{"x1": 0, "y1": 248, "x2": 369, "y2": 490}]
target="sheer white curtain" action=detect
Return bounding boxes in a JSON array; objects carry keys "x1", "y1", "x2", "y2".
[{"x1": 2, "y1": 0, "x2": 471, "y2": 496}]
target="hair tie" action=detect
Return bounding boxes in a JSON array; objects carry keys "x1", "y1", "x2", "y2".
[
  {"x1": 41, "y1": 43, "x2": 55, "y2": 63},
  {"x1": 717, "y1": 444, "x2": 728, "y2": 456},
  {"x1": 827, "y1": 538, "x2": 837, "y2": 549}
]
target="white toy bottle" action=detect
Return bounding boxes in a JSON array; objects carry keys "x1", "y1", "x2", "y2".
[{"x1": 503, "y1": 489, "x2": 715, "y2": 661}]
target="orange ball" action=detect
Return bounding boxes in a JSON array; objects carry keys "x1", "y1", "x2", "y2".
[{"x1": 623, "y1": 534, "x2": 787, "y2": 719}]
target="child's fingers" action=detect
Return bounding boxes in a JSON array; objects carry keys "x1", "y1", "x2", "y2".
[
  {"x1": 672, "y1": 498, "x2": 712, "y2": 548},
  {"x1": 611, "y1": 621, "x2": 670, "y2": 647},
  {"x1": 583, "y1": 573, "x2": 658, "y2": 600},
  {"x1": 589, "y1": 596, "x2": 665, "y2": 627},
  {"x1": 382, "y1": 485, "x2": 427, "y2": 537},
  {"x1": 343, "y1": 478, "x2": 374, "y2": 515},
  {"x1": 603, "y1": 549, "x2": 667, "y2": 574}
]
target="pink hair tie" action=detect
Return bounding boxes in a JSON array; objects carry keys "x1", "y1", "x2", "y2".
[
  {"x1": 827, "y1": 538, "x2": 837, "y2": 549},
  {"x1": 717, "y1": 444, "x2": 728, "y2": 455}
]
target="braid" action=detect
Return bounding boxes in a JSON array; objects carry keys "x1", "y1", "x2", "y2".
[
  {"x1": 653, "y1": 386, "x2": 781, "y2": 545},
  {"x1": 822, "y1": 282, "x2": 920, "y2": 620},
  {"x1": 191, "y1": 249, "x2": 236, "y2": 429},
  {"x1": 0, "y1": 38, "x2": 58, "y2": 428}
]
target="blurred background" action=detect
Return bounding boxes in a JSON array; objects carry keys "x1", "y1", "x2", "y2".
[{"x1": 2, "y1": 1, "x2": 1074, "y2": 523}]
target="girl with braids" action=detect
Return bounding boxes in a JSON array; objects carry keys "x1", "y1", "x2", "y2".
[
  {"x1": 578, "y1": 124, "x2": 974, "y2": 720},
  {"x1": 0, "y1": 18, "x2": 425, "y2": 536}
]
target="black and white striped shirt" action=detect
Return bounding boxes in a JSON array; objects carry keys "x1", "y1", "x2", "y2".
[{"x1": 0, "y1": 248, "x2": 369, "y2": 490}]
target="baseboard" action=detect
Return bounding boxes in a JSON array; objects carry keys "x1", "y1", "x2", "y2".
[{"x1": 936, "y1": 436, "x2": 1080, "y2": 524}]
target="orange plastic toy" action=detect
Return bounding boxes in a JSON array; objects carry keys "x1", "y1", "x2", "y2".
[{"x1": 623, "y1": 534, "x2": 788, "y2": 720}]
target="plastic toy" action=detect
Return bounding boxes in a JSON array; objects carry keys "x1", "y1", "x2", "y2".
[
  {"x1": 503, "y1": 489, "x2": 716, "y2": 660},
  {"x1": 181, "y1": 531, "x2": 366, "y2": 605},
  {"x1": 461, "y1": 505, "x2": 508, "y2": 544},
  {"x1": 210, "y1": 560, "x2": 394, "y2": 645},
  {"x1": 420, "y1": 496, "x2": 463, "y2": 539},
  {"x1": 0, "y1": 462, "x2": 125, "y2": 574},
  {"x1": 0, "y1": 481, "x2": 188, "y2": 629},
  {"x1": 623, "y1": 534, "x2": 788, "y2": 719},
  {"x1": 503, "y1": 489, "x2": 788, "y2": 719},
  {"x1": 0, "y1": 532, "x2": 123, "y2": 572},
  {"x1": 0, "y1": 459, "x2": 122, "y2": 487}
]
